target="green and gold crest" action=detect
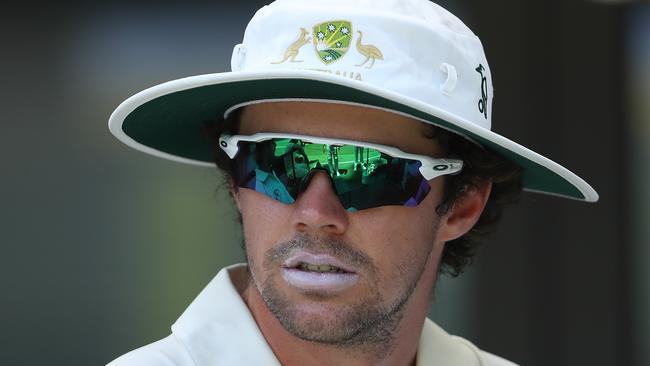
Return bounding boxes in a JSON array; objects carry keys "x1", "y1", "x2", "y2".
[{"x1": 313, "y1": 20, "x2": 353, "y2": 65}]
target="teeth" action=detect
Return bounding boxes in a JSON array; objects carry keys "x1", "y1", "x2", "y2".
[{"x1": 299, "y1": 263, "x2": 344, "y2": 273}]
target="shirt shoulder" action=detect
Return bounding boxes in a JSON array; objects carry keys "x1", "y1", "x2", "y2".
[
  {"x1": 479, "y1": 350, "x2": 519, "y2": 366},
  {"x1": 450, "y1": 335, "x2": 519, "y2": 366},
  {"x1": 106, "y1": 334, "x2": 195, "y2": 366},
  {"x1": 418, "y1": 319, "x2": 518, "y2": 366}
]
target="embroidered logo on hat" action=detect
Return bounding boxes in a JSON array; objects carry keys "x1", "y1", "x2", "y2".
[
  {"x1": 476, "y1": 64, "x2": 489, "y2": 120},
  {"x1": 271, "y1": 27, "x2": 312, "y2": 64},
  {"x1": 272, "y1": 20, "x2": 384, "y2": 71},
  {"x1": 313, "y1": 20, "x2": 353, "y2": 65},
  {"x1": 354, "y1": 30, "x2": 384, "y2": 69}
]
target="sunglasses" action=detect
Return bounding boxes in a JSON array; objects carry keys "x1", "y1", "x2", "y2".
[{"x1": 218, "y1": 133, "x2": 463, "y2": 211}]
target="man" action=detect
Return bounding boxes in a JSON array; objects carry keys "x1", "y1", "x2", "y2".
[{"x1": 107, "y1": 0, "x2": 598, "y2": 365}]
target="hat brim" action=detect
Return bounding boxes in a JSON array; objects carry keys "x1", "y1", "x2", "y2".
[{"x1": 109, "y1": 69, "x2": 598, "y2": 202}]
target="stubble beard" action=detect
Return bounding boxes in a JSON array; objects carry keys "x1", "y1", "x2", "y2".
[{"x1": 245, "y1": 227, "x2": 440, "y2": 356}]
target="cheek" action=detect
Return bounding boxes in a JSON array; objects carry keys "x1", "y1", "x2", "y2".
[
  {"x1": 354, "y1": 205, "x2": 437, "y2": 255},
  {"x1": 348, "y1": 201, "x2": 440, "y2": 285},
  {"x1": 359, "y1": 181, "x2": 442, "y2": 253},
  {"x1": 237, "y1": 189, "x2": 292, "y2": 263}
]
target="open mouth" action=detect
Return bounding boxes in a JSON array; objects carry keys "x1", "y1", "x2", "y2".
[
  {"x1": 283, "y1": 252, "x2": 356, "y2": 274},
  {"x1": 295, "y1": 263, "x2": 350, "y2": 273},
  {"x1": 282, "y1": 253, "x2": 359, "y2": 292}
]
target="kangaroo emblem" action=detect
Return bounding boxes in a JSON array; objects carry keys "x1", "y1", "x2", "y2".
[{"x1": 271, "y1": 28, "x2": 311, "y2": 64}]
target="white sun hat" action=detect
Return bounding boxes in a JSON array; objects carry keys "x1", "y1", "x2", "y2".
[{"x1": 108, "y1": 0, "x2": 598, "y2": 202}]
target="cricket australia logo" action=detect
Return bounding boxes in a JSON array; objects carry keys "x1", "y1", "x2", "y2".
[
  {"x1": 271, "y1": 20, "x2": 383, "y2": 72},
  {"x1": 313, "y1": 21, "x2": 352, "y2": 65},
  {"x1": 476, "y1": 64, "x2": 489, "y2": 120}
]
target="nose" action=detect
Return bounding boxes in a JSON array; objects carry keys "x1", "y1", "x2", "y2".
[{"x1": 290, "y1": 169, "x2": 349, "y2": 236}]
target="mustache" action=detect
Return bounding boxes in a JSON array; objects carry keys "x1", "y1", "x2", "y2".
[{"x1": 264, "y1": 232, "x2": 375, "y2": 272}]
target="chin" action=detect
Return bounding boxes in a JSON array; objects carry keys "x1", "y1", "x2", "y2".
[
  {"x1": 260, "y1": 280, "x2": 399, "y2": 347},
  {"x1": 277, "y1": 302, "x2": 370, "y2": 345}
]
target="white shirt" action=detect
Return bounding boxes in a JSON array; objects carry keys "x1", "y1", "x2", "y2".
[{"x1": 107, "y1": 264, "x2": 518, "y2": 366}]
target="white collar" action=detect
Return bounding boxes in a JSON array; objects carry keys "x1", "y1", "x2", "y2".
[{"x1": 172, "y1": 264, "x2": 483, "y2": 365}]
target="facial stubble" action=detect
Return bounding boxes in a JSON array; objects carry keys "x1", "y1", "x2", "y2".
[{"x1": 244, "y1": 222, "x2": 441, "y2": 355}]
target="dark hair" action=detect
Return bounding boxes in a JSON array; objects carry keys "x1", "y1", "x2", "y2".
[
  {"x1": 425, "y1": 126, "x2": 523, "y2": 276},
  {"x1": 203, "y1": 107, "x2": 523, "y2": 277}
]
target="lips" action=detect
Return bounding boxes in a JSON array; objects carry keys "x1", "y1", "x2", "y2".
[
  {"x1": 297, "y1": 263, "x2": 347, "y2": 273},
  {"x1": 281, "y1": 252, "x2": 359, "y2": 293},
  {"x1": 284, "y1": 252, "x2": 356, "y2": 274}
]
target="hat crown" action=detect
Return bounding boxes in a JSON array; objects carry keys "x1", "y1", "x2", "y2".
[
  {"x1": 233, "y1": 0, "x2": 494, "y2": 130},
  {"x1": 263, "y1": 0, "x2": 476, "y2": 37}
]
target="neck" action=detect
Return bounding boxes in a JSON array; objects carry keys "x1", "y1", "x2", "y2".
[{"x1": 240, "y1": 261, "x2": 440, "y2": 366}]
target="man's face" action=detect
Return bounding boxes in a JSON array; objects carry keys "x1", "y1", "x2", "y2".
[{"x1": 235, "y1": 102, "x2": 449, "y2": 348}]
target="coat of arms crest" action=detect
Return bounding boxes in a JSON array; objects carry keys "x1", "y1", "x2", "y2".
[{"x1": 312, "y1": 20, "x2": 353, "y2": 65}]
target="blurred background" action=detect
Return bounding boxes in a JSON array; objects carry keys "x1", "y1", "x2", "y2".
[{"x1": 1, "y1": 0, "x2": 648, "y2": 365}]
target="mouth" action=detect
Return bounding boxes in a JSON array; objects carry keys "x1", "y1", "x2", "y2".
[
  {"x1": 294, "y1": 263, "x2": 351, "y2": 273},
  {"x1": 284, "y1": 252, "x2": 356, "y2": 273},
  {"x1": 281, "y1": 252, "x2": 359, "y2": 293}
]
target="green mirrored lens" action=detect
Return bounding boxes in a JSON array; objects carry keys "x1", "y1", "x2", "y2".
[
  {"x1": 271, "y1": 139, "x2": 385, "y2": 180},
  {"x1": 233, "y1": 138, "x2": 431, "y2": 210}
]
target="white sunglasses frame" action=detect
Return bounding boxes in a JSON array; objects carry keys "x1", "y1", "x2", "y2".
[{"x1": 218, "y1": 133, "x2": 463, "y2": 181}]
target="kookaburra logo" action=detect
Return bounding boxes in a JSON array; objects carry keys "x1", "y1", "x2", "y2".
[{"x1": 476, "y1": 64, "x2": 488, "y2": 120}]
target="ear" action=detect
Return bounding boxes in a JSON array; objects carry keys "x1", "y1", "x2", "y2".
[{"x1": 437, "y1": 181, "x2": 492, "y2": 242}]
